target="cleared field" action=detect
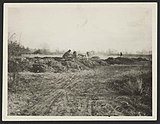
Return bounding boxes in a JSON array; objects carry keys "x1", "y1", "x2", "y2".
[{"x1": 8, "y1": 63, "x2": 152, "y2": 116}]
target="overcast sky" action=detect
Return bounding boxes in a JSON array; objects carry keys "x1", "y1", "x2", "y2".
[{"x1": 7, "y1": 3, "x2": 155, "y2": 53}]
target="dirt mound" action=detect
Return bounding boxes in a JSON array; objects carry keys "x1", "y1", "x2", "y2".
[
  {"x1": 27, "y1": 57, "x2": 108, "y2": 73},
  {"x1": 8, "y1": 56, "x2": 149, "y2": 73},
  {"x1": 30, "y1": 63, "x2": 48, "y2": 73},
  {"x1": 79, "y1": 59, "x2": 106, "y2": 68},
  {"x1": 105, "y1": 57, "x2": 149, "y2": 65},
  {"x1": 47, "y1": 59, "x2": 66, "y2": 73},
  {"x1": 91, "y1": 56, "x2": 100, "y2": 60}
]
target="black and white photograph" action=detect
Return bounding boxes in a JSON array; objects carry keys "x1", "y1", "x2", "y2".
[{"x1": 2, "y1": 3, "x2": 157, "y2": 121}]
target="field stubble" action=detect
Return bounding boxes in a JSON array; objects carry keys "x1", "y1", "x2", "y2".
[{"x1": 8, "y1": 63, "x2": 152, "y2": 116}]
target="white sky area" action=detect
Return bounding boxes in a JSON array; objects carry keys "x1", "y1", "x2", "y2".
[{"x1": 7, "y1": 4, "x2": 154, "y2": 53}]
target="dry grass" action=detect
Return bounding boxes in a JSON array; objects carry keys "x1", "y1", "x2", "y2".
[{"x1": 8, "y1": 64, "x2": 152, "y2": 116}]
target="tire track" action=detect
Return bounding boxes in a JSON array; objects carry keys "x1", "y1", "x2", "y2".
[
  {"x1": 21, "y1": 70, "x2": 95, "y2": 115},
  {"x1": 27, "y1": 73, "x2": 78, "y2": 115}
]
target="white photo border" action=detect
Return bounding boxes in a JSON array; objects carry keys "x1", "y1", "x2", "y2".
[{"x1": 2, "y1": 2, "x2": 157, "y2": 121}]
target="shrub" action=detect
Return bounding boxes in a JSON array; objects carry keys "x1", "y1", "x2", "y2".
[
  {"x1": 8, "y1": 41, "x2": 30, "y2": 57},
  {"x1": 8, "y1": 58, "x2": 20, "y2": 73}
]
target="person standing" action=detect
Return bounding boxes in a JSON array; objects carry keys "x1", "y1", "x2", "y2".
[
  {"x1": 120, "y1": 52, "x2": 123, "y2": 57},
  {"x1": 73, "y1": 51, "x2": 77, "y2": 60}
]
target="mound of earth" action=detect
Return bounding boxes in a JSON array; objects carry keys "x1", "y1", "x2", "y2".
[
  {"x1": 8, "y1": 56, "x2": 150, "y2": 73},
  {"x1": 105, "y1": 57, "x2": 149, "y2": 65}
]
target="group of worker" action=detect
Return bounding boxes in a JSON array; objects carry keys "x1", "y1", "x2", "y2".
[
  {"x1": 62, "y1": 49, "x2": 90, "y2": 61},
  {"x1": 62, "y1": 49, "x2": 123, "y2": 61}
]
